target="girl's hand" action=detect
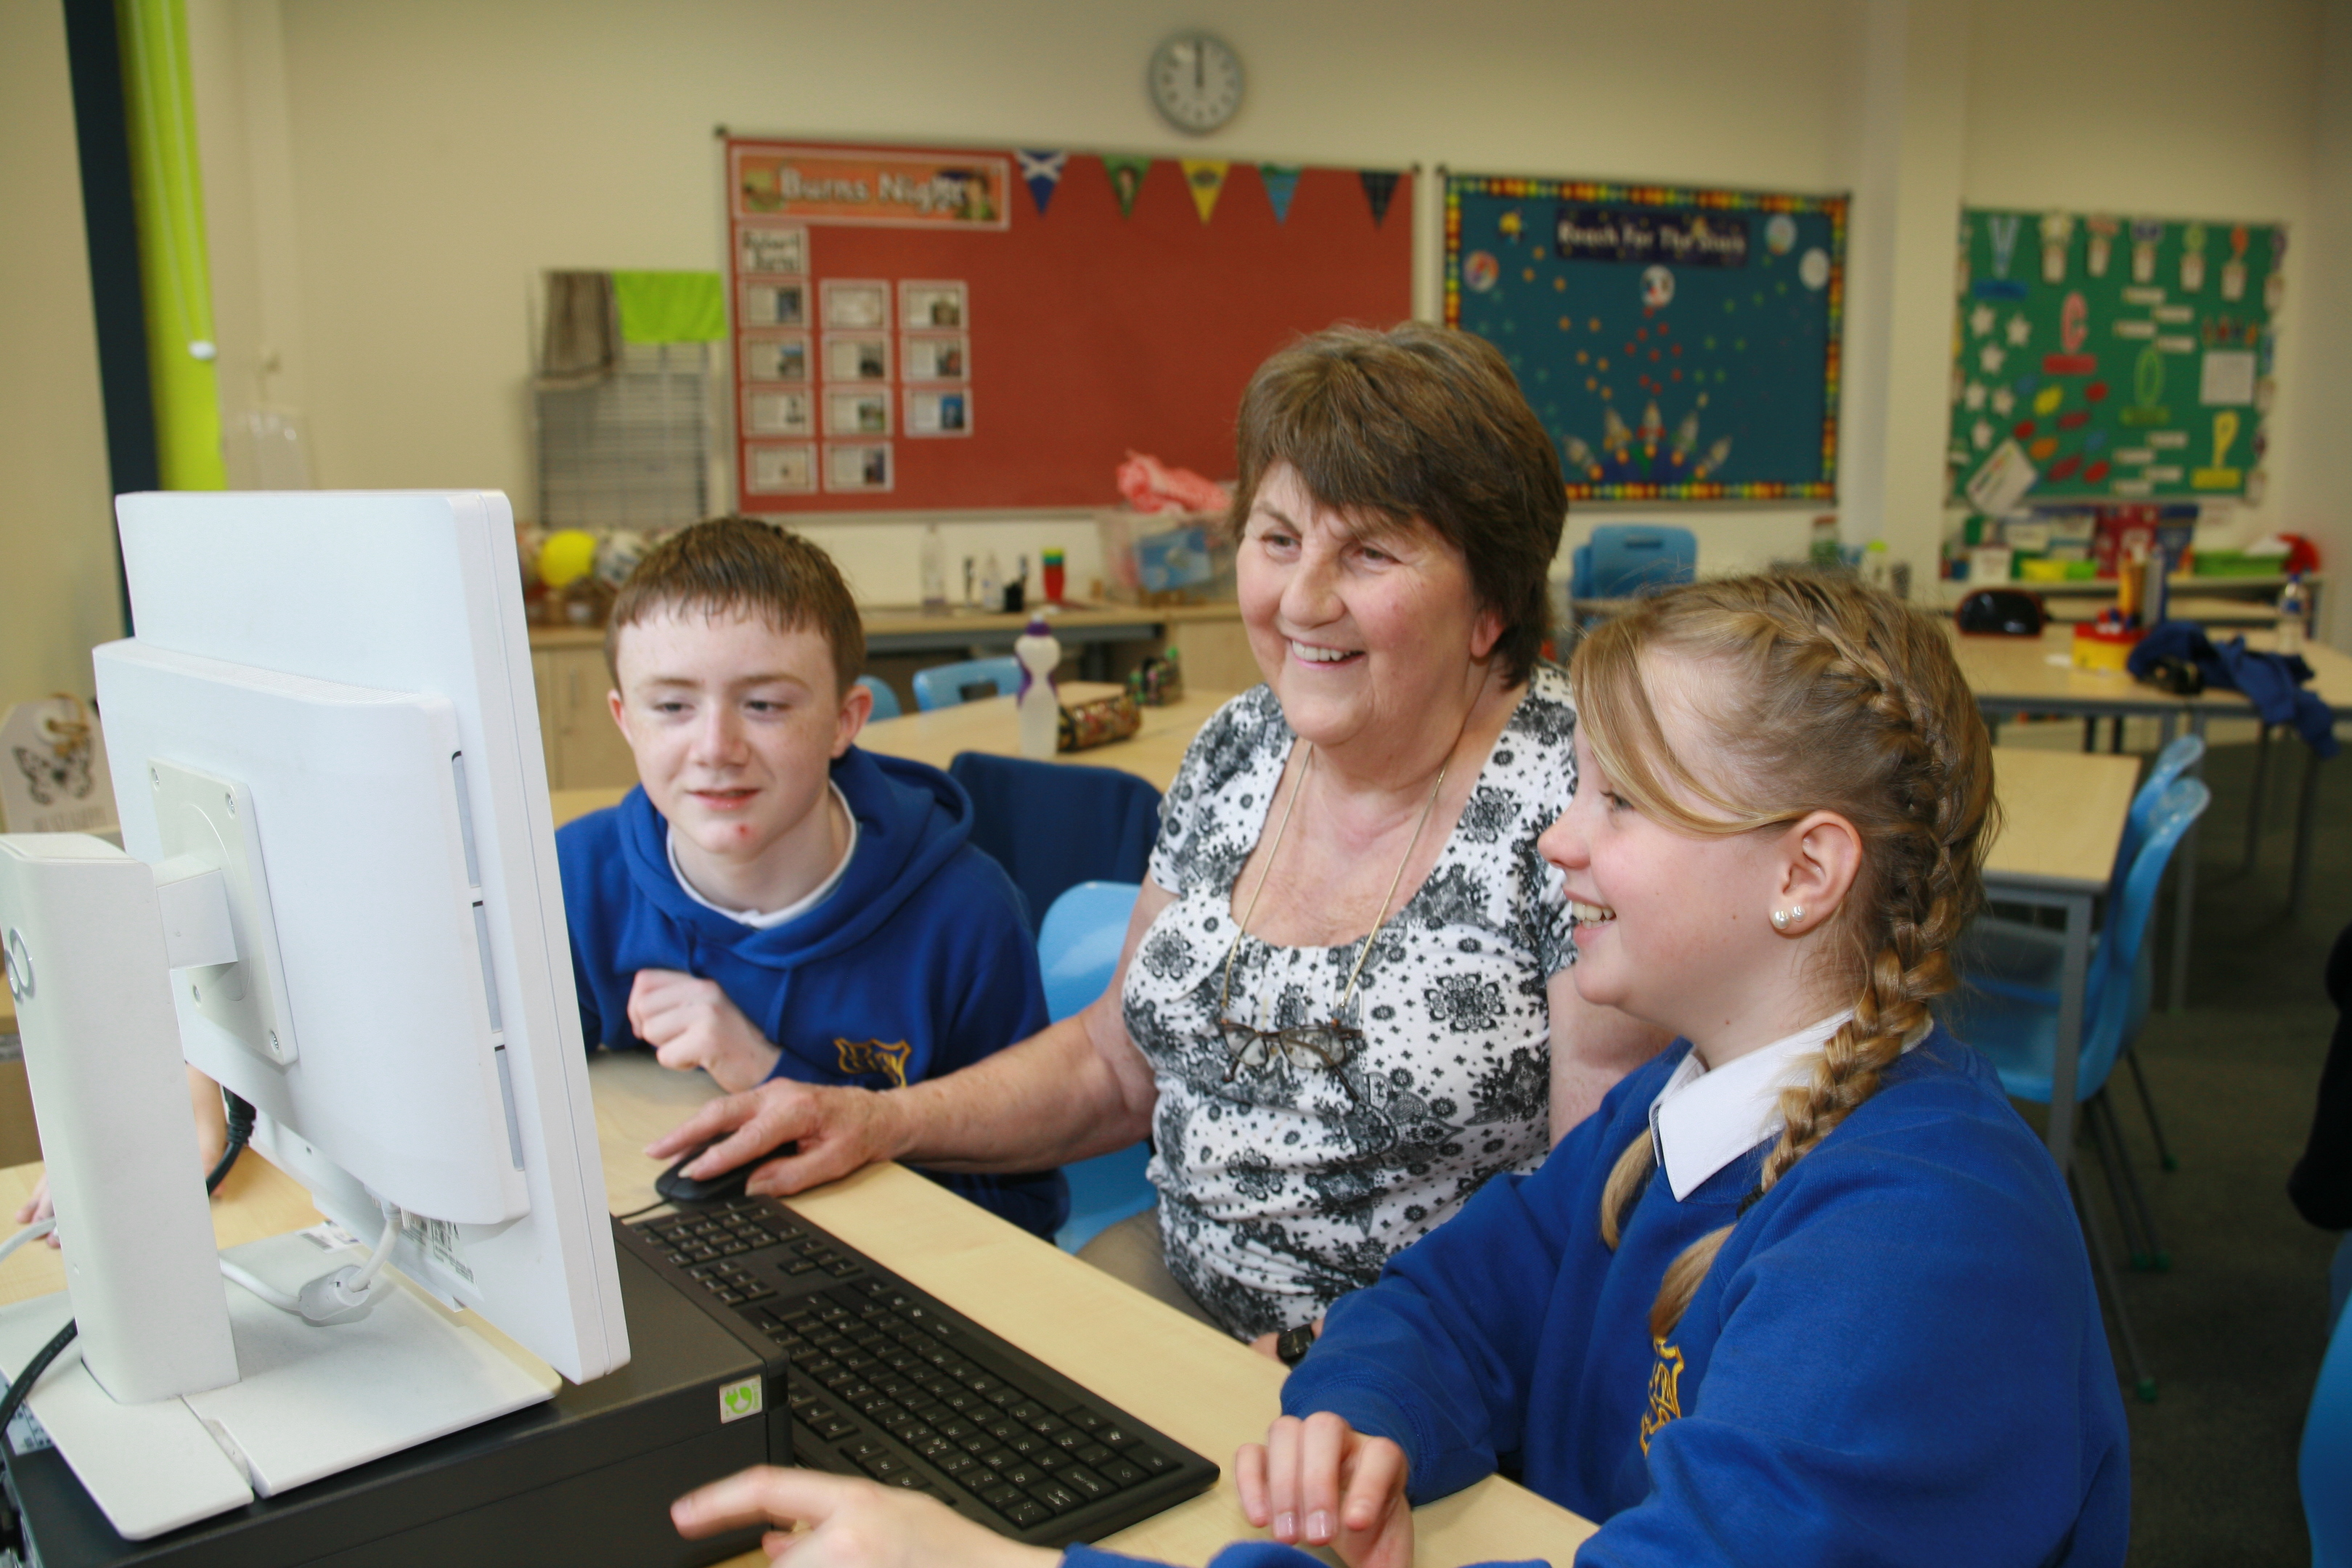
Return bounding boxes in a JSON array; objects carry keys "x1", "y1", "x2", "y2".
[
  {"x1": 12, "y1": 1175, "x2": 55, "y2": 1249},
  {"x1": 671, "y1": 1465, "x2": 1055, "y2": 1568},
  {"x1": 1236, "y1": 1412, "x2": 1412, "y2": 1568}
]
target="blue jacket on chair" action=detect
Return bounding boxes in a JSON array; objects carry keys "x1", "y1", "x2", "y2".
[
  {"x1": 2129, "y1": 621, "x2": 2340, "y2": 758},
  {"x1": 558, "y1": 748, "x2": 1067, "y2": 1237}
]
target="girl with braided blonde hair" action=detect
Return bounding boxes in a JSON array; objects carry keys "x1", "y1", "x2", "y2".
[{"x1": 665, "y1": 574, "x2": 2131, "y2": 1568}]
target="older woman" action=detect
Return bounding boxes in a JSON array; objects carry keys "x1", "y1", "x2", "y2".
[{"x1": 650, "y1": 323, "x2": 1665, "y2": 1341}]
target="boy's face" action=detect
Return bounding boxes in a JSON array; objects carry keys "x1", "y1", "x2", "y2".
[{"x1": 608, "y1": 607, "x2": 871, "y2": 869}]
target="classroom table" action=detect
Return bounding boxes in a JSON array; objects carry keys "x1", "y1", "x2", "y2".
[
  {"x1": 1948, "y1": 624, "x2": 2352, "y2": 1008},
  {"x1": 1976, "y1": 748, "x2": 2144, "y2": 1172},
  {"x1": 0, "y1": 1050, "x2": 1598, "y2": 1567},
  {"x1": 548, "y1": 684, "x2": 1233, "y2": 829}
]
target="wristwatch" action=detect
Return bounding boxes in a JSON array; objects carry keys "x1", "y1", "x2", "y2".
[{"x1": 1275, "y1": 1323, "x2": 1318, "y2": 1367}]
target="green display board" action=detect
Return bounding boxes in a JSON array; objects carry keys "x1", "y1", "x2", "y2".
[
  {"x1": 1444, "y1": 173, "x2": 1845, "y2": 502},
  {"x1": 1948, "y1": 209, "x2": 2284, "y2": 512}
]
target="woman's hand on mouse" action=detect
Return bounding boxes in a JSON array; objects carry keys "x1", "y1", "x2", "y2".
[
  {"x1": 645, "y1": 1076, "x2": 905, "y2": 1199},
  {"x1": 1236, "y1": 1413, "x2": 1413, "y2": 1568},
  {"x1": 673, "y1": 1463, "x2": 1055, "y2": 1568},
  {"x1": 629, "y1": 968, "x2": 783, "y2": 1092}
]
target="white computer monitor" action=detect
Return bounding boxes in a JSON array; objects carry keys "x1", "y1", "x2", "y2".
[{"x1": 94, "y1": 489, "x2": 626, "y2": 1384}]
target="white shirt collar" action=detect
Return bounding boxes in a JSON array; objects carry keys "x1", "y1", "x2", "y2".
[
  {"x1": 1646, "y1": 1011, "x2": 1858, "y2": 1201},
  {"x1": 666, "y1": 782, "x2": 857, "y2": 930}
]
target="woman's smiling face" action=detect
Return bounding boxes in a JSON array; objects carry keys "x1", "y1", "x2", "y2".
[{"x1": 1236, "y1": 463, "x2": 1502, "y2": 756}]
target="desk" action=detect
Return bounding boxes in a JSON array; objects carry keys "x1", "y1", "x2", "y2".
[
  {"x1": 1951, "y1": 625, "x2": 2352, "y2": 1007},
  {"x1": 1977, "y1": 748, "x2": 2142, "y2": 1172},
  {"x1": 549, "y1": 685, "x2": 1236, "y2": 830},
  {"x1": 0, "y1": 1052, "x2": 1596, "y2": 1567}
]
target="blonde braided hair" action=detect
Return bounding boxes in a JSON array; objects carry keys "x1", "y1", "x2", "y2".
[{"x1": 1576, "y1": 573, "x2": 1997, "y2": 1339}]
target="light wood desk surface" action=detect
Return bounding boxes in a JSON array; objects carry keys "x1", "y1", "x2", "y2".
[
  {"x1": 1948, "y1": 623, "x2": 2352, "y2": 716},
  {"x1": 1980, "y1": 747, "x2": 2144, "y2": 892},
  {"x1": 0, "y1": 1053, "x2": 1594, "y2": 1565}
]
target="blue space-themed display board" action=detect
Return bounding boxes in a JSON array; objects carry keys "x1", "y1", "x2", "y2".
[
  {"x1": 1946, "y1": 209, "x2": 2283, "y2": 510},
  {"x1": 1445, "y1": 173, "x2": 1846, "y2": 502}
]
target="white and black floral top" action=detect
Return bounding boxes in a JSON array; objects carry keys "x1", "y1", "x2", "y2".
[{"x1": 1124, "y1": 663, "x2": 1580, "y2": 1338}]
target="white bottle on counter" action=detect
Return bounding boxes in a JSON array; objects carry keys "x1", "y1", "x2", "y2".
[{"x1": 1014, "y1": 616, "x2": 1062, "y2": 759}]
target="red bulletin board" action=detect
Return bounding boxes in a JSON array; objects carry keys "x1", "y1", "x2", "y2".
[{"x1": 724, "y1": 139, "x2": 1413, "y2": 513}]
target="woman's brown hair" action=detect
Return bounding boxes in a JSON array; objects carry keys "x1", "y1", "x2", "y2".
[
  {"x1": 1228, "y1": 323, "x2": 1565, "y2": 686},
  {"x1": 1572, "y1": 573, "x2": 1998, "y2": 1339}
]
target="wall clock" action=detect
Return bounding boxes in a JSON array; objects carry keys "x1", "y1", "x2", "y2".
[{"x1": 1148, "y1": 33, "x2": 1244, "y2": 135}]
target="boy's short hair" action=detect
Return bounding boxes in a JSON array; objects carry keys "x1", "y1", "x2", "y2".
[{"x1": 604, "y1": 515, "x2": 865, "y2": 693}]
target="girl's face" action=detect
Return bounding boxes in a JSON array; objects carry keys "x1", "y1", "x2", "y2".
[{"x1": 1538, "y1": 658, "x2": 1826, "y2": 1053}]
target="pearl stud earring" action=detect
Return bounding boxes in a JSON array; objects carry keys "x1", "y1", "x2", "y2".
[{"x1": 1771, "y1": 909, "x2": 1790, "y2": 930}]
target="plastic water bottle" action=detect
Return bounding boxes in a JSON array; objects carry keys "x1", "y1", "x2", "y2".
[
  {"x1": 920, "y1": 524, "x2": 947, "y2": 611},
  {"x1": 2277, "y1": 571, "x2": 2308, "y2": 656},
  {"x1": 1014, "y1": 616, "x2": 1062, "y2": 759}
]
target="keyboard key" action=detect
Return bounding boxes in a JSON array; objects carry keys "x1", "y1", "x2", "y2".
[
  {"x1": 977, "y1": 1481, "x2": 1023, "y2": 1511},
  {"x1": 816, "y1": 1416, "x2": 858, "y2": 1440},
  {"x1": 1132, "y1": 1447, "x2": 1176, "y2": 1475},
  {"x1": 1003, "y1": 1463, "x2": 1045, "y2": 1490},
  {"x1": 936, "y1": 1450, "x2": 978, "y2": 1476},
  {"x1": 1074, "y1": 1442, "x2": 1116, "y2": 1469},
  {"x1": 1028, "y1": 1480, "x2": 1082, "y2": 1514},
  {"x1": 1061, "y1": 1464, "x2": 1111, "y2": 1500},
  {"x1": 882, "y1": 1471, "x2": 930, "y2": 1491},
  {"x1": 1101, "y1": 1458, "x2": 1146, "y2": 1488},
  {"x1": 1003, "y1": 1500, "x2": 1050, "y2": 1529},
  {"x1": 1096, "y1": 1424, "x2": 1136, "y2": 1449},
  {"x1": 1066, "y1": 1409, "x2": 1108, "y2": 1433}
]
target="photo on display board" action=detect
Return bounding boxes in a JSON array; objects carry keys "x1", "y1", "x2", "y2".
[
  {"x1": 744, "y1": 388, "x2": 812, "y2": 437},
  {"x1": 745, "y1": 442, "x2": 815, "y2": 494},
  {"x1": 899, "y1": 280, "x2": 968, "y2": 330},
  {"x1": 822, "y1": 279, "x2": 891, "y2": 331},
  {"x1": 740, "y1": 280, "x2": 807, "y2": 327},
  {"x1": 901, "y1": 334, "x2": 968, "y2": 382},
  {"x1": 741, "y1": 332, "x2": 809, "y2": 383},
  {"x1": 905, "y1": 388, "x2": 971, "y2": 437},
  {"x1": 737, "y1": 224, "x2": 808, "y2": 276},
  {"x1": 826, "y1": 388, "x2": 893, "y2": 437},
  {"x1": 823, "y1": 333, "x2": 891, "y2": 383},
  {"x1": 824, "y1": 442, "x2": 893, "y2": 493}
]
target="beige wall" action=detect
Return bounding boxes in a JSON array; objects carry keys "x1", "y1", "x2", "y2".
[
  {"x1": 1, "y1": 0, "x2": 126, "y2": 706},
  {"x1": 20, "y1": 0, "x2": 2351, "y2": 640}
]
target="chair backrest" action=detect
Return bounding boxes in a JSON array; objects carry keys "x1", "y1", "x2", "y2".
[
  {"x1": 2306, "y1": 1287, "x2": 2352, "y2": 1568},
  {"x1": 912, "y1": 656, "x2": 1023, "y2": 712},
  {"x1": 1583, "y1": 525, "x2": 1697, "y2": 601},
  {"x1": 2078, "y1": 776, "x2": 2210, "y2": 1095},
  {"x1": 947, "y1": 752, "x2": 1161, "y2": 936},
  {"x1": 1038, "y1": 881, "x2": 1143, "y2": 1022},
  {"x1": 2109, "y1": 732, "x2": 2205, "y2": 889},
  {"x1": 854, "y1": 674, "x2": 902, "y2": 721}
]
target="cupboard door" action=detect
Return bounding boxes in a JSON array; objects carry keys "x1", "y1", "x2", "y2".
[{"x1": 550, "y1": 648, "x2": 639, "y2": 790}]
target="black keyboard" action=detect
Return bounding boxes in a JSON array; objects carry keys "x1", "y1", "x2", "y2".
[{"x1": 617, "y1": 1195, "x2": 1220, "y2": 1545}]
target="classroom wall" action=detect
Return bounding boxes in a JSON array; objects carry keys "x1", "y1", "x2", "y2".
[
  {"x1": 0, "y1": 0, "x2": 125, "y2": 707},
  {"x1": 23, "y1": 0, "x2": 2349, "y2": 661}
]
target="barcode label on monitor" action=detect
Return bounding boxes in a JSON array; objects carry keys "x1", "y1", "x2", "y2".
[{"x1": 404, "y1": 1212, "x2": 477, "y2": 1284}]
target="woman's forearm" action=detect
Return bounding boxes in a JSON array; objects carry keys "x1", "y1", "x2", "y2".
[{"x1": 881, "y1": 1010, "x2": 1158, "y2": 1174}]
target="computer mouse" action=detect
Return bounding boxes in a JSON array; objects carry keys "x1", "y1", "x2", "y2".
[{"x1": 653, "y1": 1138, "x2": 796, "y2": 1206}]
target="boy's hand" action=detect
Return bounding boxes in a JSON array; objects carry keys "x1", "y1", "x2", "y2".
[
  {"x1": 628, "y1": 969, "x2": 783, "y2": 1093},
  {"x1": 1236, "y1": 1413, "x2": 1413, "y2": 1568},
  {"x1": 673, "y1": 1464, "x2": 1054, "y2": 1568},
  {"x1": 645, "y1": 1078, "x2": 901, "y2": 1197}
]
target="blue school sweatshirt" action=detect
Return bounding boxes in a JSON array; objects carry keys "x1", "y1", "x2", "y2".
[
  {"x1": 558, "y1": 747, "x2": 1066, "y2": 1238},
  {"x1": 1068, "y1": 1030, "x2": 2127, "y2": 1568}
]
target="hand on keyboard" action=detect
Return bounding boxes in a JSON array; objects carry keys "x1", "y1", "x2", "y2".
[{"x1": 673, "y1": 1463, "x2": 1057, "y2": 1568}]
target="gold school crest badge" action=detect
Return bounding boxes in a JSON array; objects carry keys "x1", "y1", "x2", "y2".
[
  {"x1": 834, "y1": 1038, "x2": 912, "y2": 1088},
  {"x1": 1640, "y1": 1337, "x2": 1685, "y2": 1453}
]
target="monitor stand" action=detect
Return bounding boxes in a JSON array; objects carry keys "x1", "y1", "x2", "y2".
[{"x1": 0, "y1": 1228, "x2": 554, "y2": 1540}]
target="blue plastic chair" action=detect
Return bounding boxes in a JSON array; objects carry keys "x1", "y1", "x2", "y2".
[
  {"x1": 912, "y1": 656, "x2": 1022, "y2": 712},
  {"x1": 855, "y1": 674, "x2": 902, "y2": 720},
  {"x1": 1966, "y1": 734, "x2": 2206, "y2": 1170},
  {"x1": 2306, "y1": 1284, "x2": 2352, "y2": 1568},
  {"x1": 948, "y1": 753, "x2": 1161, "y2": 937},
  {"x1": 1569, "y1": 524, "x2": 1697, "y2": 603},
  {"x1": 1037, "y1": 881, "x2": 1157, "y2": 1254},
  {"x1": 1941, "y1": 775, "x2": 2210, "y2": 1402}
]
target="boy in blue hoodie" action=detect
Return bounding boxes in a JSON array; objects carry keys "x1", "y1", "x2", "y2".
[{"x1": 558, "y1": 517, "x2": 1065, "y2": 1237}]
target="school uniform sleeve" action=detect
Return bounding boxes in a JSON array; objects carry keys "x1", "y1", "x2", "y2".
[
  {"x1": 1280, "y1": 1082, "x2": 1630, "y2": 1505},
  {"x1": 1063, "y1": 1546, "x2": 1548, "y2": 1568},
  {"x1": 1577, "y1": 1130, "x2": 2128, "y2": 1568}
]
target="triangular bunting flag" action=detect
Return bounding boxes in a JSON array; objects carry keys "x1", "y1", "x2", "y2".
[
  {"x1": 1180, "y1": 160, "x2": 1229, "y2": 224},
  {"x1": 1016, "y1": 150, "x2": 1067, "y2": 217},
  {"x1": 1103, "y1": 155, "x2": 1151, "y2": 220},
  {"x1": 1360, "y1": 170, "x2": 1402, "y2": 228},
  {"x1": 1259, "y1": 164, "x2": 1302, "y2": 224}
]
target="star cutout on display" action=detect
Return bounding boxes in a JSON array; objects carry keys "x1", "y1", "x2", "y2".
[
  {"x1": 2005, "y1": 314, "x2": 2031, "y2": 346},
  {"x1": 1972, "y1": 419, "x2": 1993, "y2": 449},
  {"x1": 1963, "y1": 381, "x2": 1987, "y2": 410},
  {"x1": 1980, "y1": 344, "x2": 2006, "y2": 374},
  {"x1": 1990, "y1": 387, "x2": 2016, "y2": 417},
  {"x1": 1970, "y1": 303, "x2": 1996, "y2": 337}
]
